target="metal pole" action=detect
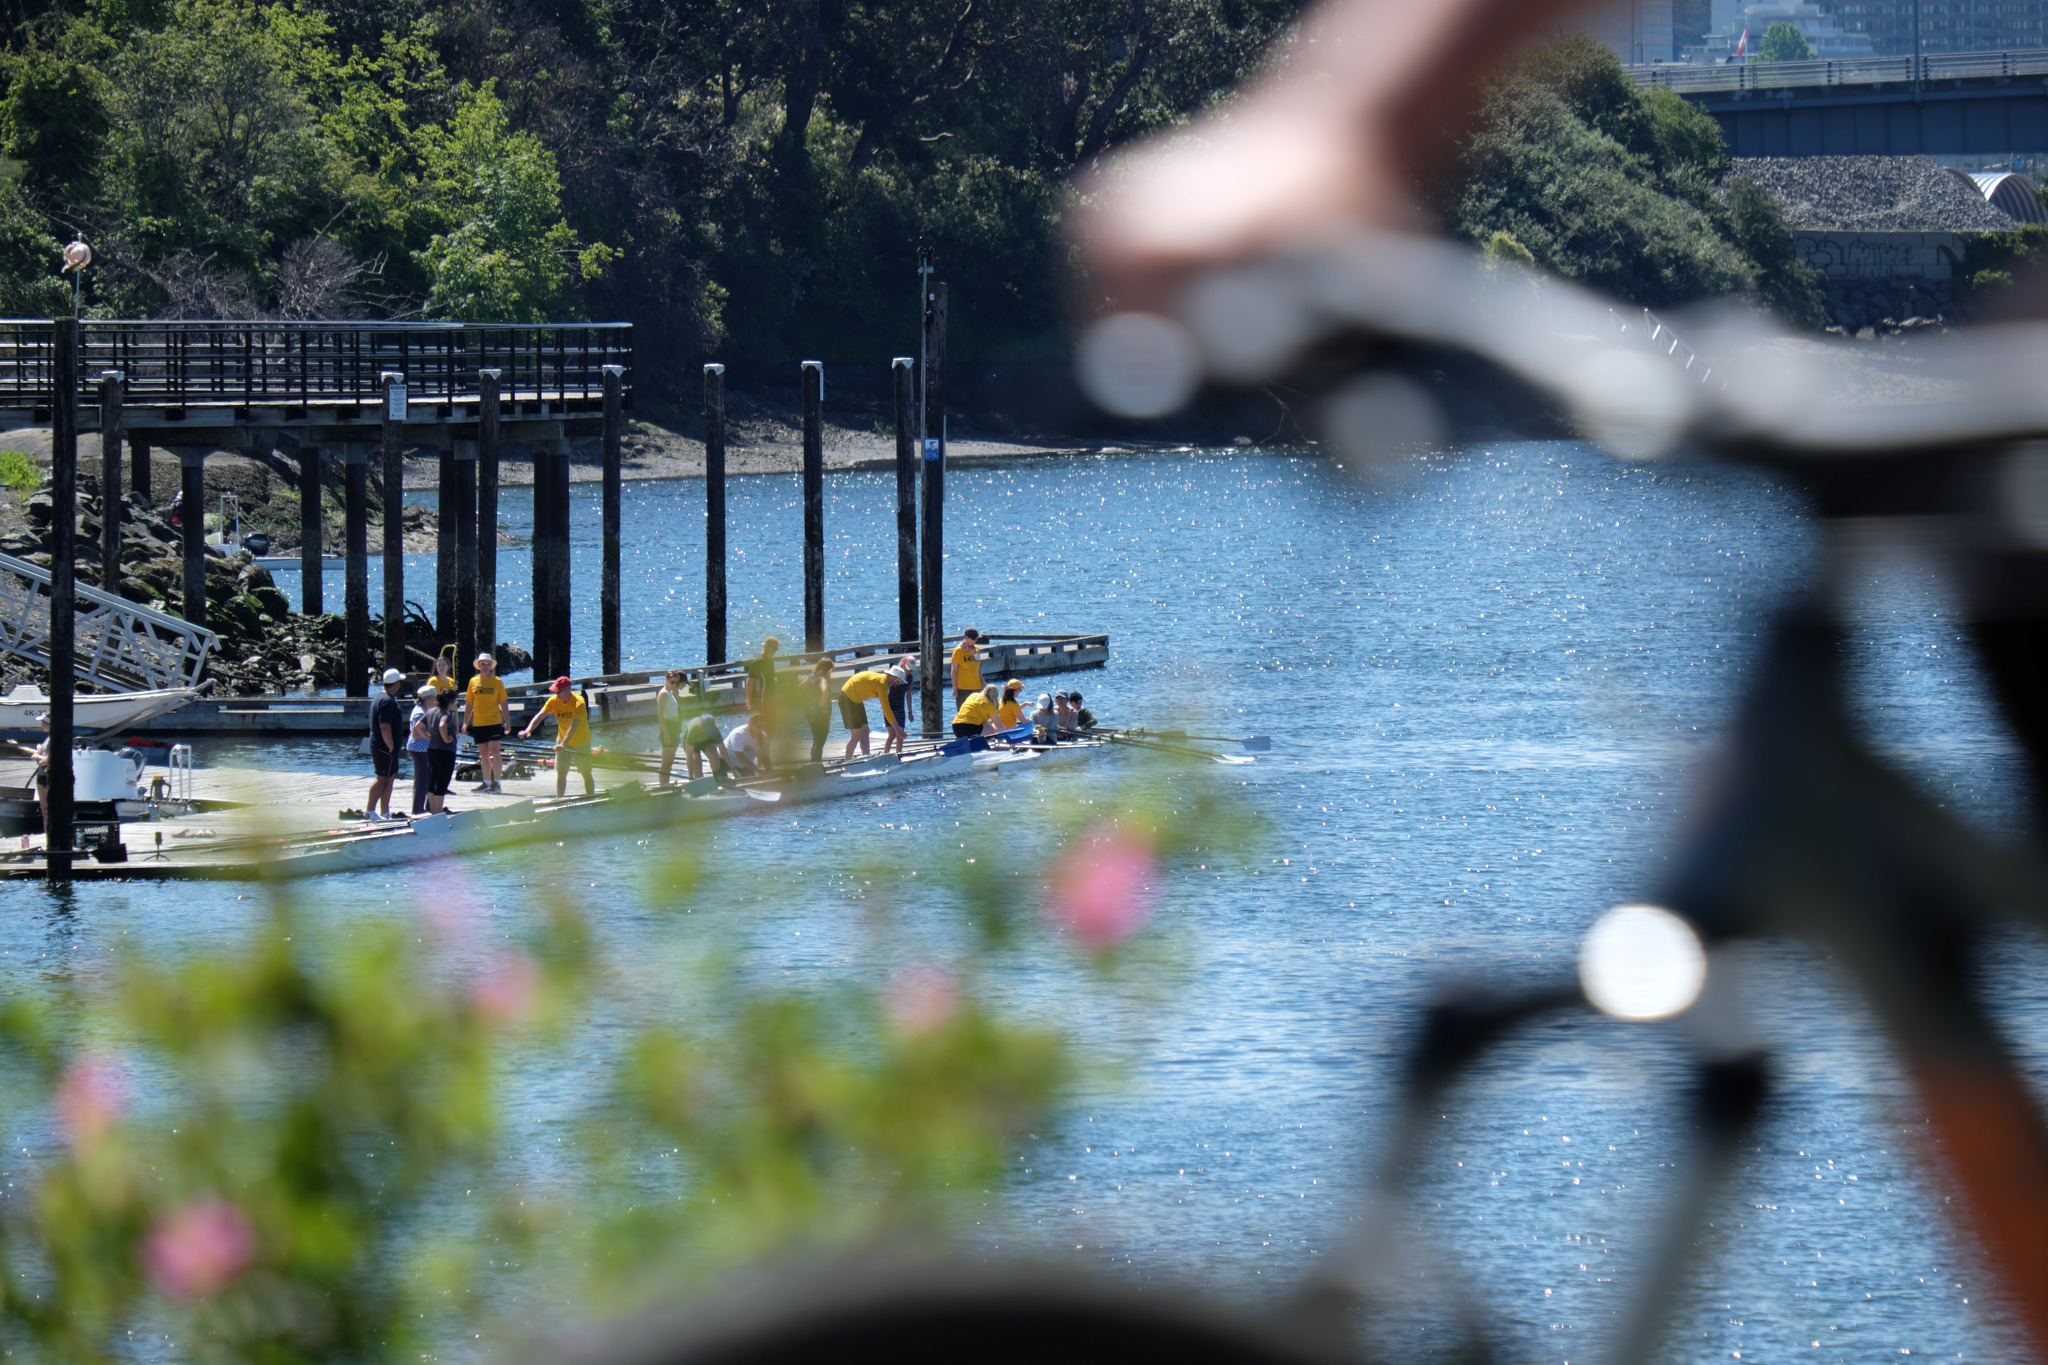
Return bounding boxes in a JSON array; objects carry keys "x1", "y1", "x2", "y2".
[
  {"x1": 801, "y1": 360, "x2": 824, "y2": 654},
  {"x1": 893, "y1": 357, "x2": 917, "y2": 646},
  {"x1": 381, "y1": 371, "x2": 406, "y2": 671},
  {"x1": 704, "y1": 363, "x2": 727, "y2": 666},
  {"x1": 601, "y1": 363, "x2": 624, "y2": 674},
  {"x1": 919, "y1": 282, "x2": 946, "y2": 737},
  {"x1": 179, "y1": 451, "x2": 206, "y2": 628},
  {"x1": 345, "y1": 446, "x2": 368, "y2": 696},
  {"x1": 477, "y1": 369, "x2": 501, "y2": 674},
  {"x1": 98, "y1": 370, "x2": 122, "y2": 590},
  {"x1": 47, "y1": 317, "x2": 77, "y2": 882},
  {"x1": 299, "y1": 445, "x2": 322, "y2": 614},
  {"x1": 454, "y1": 442, "x2": 477, "y2": 690}
]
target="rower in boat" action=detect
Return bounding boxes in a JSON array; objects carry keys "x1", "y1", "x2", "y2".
[
  {"x1": 953, "y1": 684, "x2": 1002, "y2": 739},
  {"x1": 838, "y1": 668, "x2": 901, "y2": 760},
  {"x1": 1030, "y1": 693, "x2": 1059, "y2": 744}
]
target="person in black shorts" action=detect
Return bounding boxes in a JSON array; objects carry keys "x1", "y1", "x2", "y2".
[
  {"x1": 366, "y1": 668, "x2": 405, "y2": 821},
  {"x1": 884, "y1": 655, "x2": 915, "y2": 754},
  {"x1": 424, "y1": 687, "x2": 460, "y2": 813}
]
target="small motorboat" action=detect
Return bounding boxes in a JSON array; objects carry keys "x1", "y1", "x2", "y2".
[{"x1": 0, "y1": 683, "x2": 199, "y2": 738}]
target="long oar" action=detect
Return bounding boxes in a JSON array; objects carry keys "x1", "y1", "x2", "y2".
[
  {"x1": 1110, "y1": 735, "x2": 1256, "y2": 765},
  {"x1": 1151, "y1": 729, "x2": 1273, "y2": 753}
]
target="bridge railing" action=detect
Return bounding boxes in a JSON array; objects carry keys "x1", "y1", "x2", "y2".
[
  {"x1": 0, "y1": 320, "x2": 633, "y2": 410},
  {"x1": 1628, "y1": 47, "x2": 2048, "y2": 94}
]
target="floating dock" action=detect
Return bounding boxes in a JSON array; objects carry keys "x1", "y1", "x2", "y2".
[{"x1": 126, "y1": 631, "x2": 1109, "y2": 736}]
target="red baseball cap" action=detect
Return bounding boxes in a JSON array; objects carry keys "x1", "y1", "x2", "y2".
[{"x1": 551, "y1": 676, "x2": 573, "y2": 692}]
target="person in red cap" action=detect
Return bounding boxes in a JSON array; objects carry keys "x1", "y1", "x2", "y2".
[{"x1": 519, "y1": 675, "x2": 595, "y2": 798}]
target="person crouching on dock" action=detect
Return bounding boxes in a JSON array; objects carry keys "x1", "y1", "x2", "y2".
[
  {"x1": 953, "y1": 684, "x2": 1002, "y2": 739},
  {"x1": 839, "y1": 667, "x2": 901, "y2": 759},
  {"x1": 681, "y1": 712, "x2": 734, "y2": 784},
  {"x1": 520, "y1": 676, "x2": 595, "y2": 798}
]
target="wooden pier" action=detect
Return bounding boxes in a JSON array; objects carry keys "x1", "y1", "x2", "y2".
[{"x1": 124, "y1": 631, "x2": 1109, "y2": 736}]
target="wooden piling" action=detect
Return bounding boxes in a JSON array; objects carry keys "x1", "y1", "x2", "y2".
[
  {"x1": 548, "y1": 446, "x2": 572, "y2": 678},
  {"x1": 531, "y1": 450, "x2": 554, "y2": 680},
  {"x1": 704, "y1": 363, "x2": 726, "y2": 667},
  {"x1": 919, "y1": 282, "x2": 947, "y2": 736},
  {"x1": 299, "y1": 445, "x2": 322, "y2": 614},
  {"x1": 47, "y1": 318, "x2": 77, "y2": 882},
  {"x1": 98, "y1": 370, "x2": 122, "y2": 590},
  {"x1": 381, "y1": 372, "x2": 405, "y2": 671},
  {"x1": 477, "y1": 370, "x2": 500, "y2": 670},
  {"x1": 453, "y1": 442, "x2": 477, "y2": 689},
  {"x1": 602, "y1": 363, "x2": 624, "y2": 675},
  {"x1": 435, "y1": 442, "x2": 455, "y2": 651},
  {"x1": 892, "y1": 357, "x2": 916, "y2": 646},
  {"x1": 344, "y1": 446, "x2": 369, "y2": 696},
  {"x1": 179, "y1": 450, "x2": 207, "y2": 630},
  {"x1": 129, "y1": 433, "x2": 149, "y2": 504},
  {"x1": 802, "y1": 360, "x2": 824, "y2": 654}
]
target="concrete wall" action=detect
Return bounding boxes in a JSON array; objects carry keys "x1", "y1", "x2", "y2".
[{"x1": 1794, "y1": 230, "x2": 1970, "y2": 279}]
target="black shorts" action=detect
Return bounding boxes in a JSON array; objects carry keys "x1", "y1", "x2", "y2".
[
  {"x1": 372, "y1": 748, "x2": 400, "y2": 778},
  {"x1": 470, "y1": 722, "x2": 503, "y2": 744},
  {"x1": 953, "y1": 722, "x2": 982, "y2": 738},
  {"x1": 428, "y1": 748, "x2": 457, "y2": 795},
  {"x1": 838, "y1": 696, "x2": 869, "y2": 729}
]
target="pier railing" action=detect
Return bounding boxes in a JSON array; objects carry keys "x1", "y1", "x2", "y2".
[
  {"x1": 0, "y1": 550, "x2": 217, "y2": 692},
  {"x1": 0, "y1": 320, "x2": 632, "y2": 411},
  {"x1": 1627, "y1": 47, "x2": 2048, "y2": 93}
]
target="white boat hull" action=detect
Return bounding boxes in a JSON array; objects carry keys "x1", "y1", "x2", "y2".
[{"x1": 0, "y1": 685, "x2": 199, "y2": 738}]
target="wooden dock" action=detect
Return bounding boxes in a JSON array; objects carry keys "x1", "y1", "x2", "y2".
[{"x1": 126, "y1": 631, "x2": 1109, "y2": 736}]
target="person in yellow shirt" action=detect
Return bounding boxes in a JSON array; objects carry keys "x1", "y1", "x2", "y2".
[
  {"x1": 950, "y1": 628, "x2": 983, "y2": 705},
  {"x1": 838, "y1": 668, "x2": 900, "y2": 759},
  {"x1": 464, "y1": 652, "x2": 510, "y2": 793},
  {"x1": 519, "y1": 676, "x2": 595, "y2": 797},
  {"x1": 996, "y1": 678, "x2": 1025, "y2": 732},
  {"x1": 952, "y1": 683, "x2": 1002, "y2": 738}
]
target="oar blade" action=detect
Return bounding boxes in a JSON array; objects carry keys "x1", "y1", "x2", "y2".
[{"x1": 1240, "y1": 736, "x2": 1272, "y2": 752}]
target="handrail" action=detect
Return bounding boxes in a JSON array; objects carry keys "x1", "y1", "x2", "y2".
[
  {"x1": 1627, "y1": 46, "x2": 2048, "y2": 94},
  {"x1": 0, "y1": 549, "x2": 217, "y2": 691}
]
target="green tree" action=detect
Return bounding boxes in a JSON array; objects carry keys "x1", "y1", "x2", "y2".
[
  {"x1": 1724, "y1": 173, "x2": 1825, "y2": 328},
  {"x1": 1757, "y1": 21, "x2": 1815, "y2": 62},
  {"x1": 417, "y1": 83, "x2": 614, "y2": 322},
  {"x1": 0, "y1": 178, "x2": 70, "y2": 314},
  {"x1": 0, "y1": 47, "x2": 112, "y2": 200}
]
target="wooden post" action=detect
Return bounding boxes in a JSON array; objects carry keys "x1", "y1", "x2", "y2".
[
  {"x1": 344, "y1": 445, "x2": 369, "y2": 696},
  {"x1": 179, "y1": 450, "x2": 207, "y2": 629},
  {"x1": 548, "y1": 445, "x2": 571, "y2": 678},
  {"x1": 893, "y1": 357, "x2": 916, "y2": 645},
  {"x1": 919, "y1": 282, "x2": 946, "y2": 736},
  {"x1": 98, "y1": 370, "x2": 123, "y2": 590},
  {"x1": 601, "y1": 363, "x2": 624, "y2": 675},
  {"x1": 477, "y1": 370, "x2": 500, "y2": 671},
  {"x1": 704, "y1": 363, "x2": 727, "y2": 666},
  {"x1": 47, "y1": 318, "x2": 77, "y2": 882},
  {"x1": 381, "y1": 371, "x2": 405, "y2": 671},
  {"x1": 299, "y1": 445, "x2": 322, "y2": 614},
  {"x1": 453, "y1": 441, "x2": 477, "y2": 689},
  {"x1": 530, "y1": 446, "x2": 552, "y2": 682},
  {"x1": 435, "y1": 442, "x2": 455, "y2": 647},
  {"x1": 129, "y1": 434, "x2": 150, "y2": 504},
  {"x1": 801, "y1": 360, "x2": 824, "y2": 654}
]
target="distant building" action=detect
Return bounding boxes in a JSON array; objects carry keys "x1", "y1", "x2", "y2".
[
  {"x1": 1582, "y1": 0, "x2": 1678, "y2": 63},
  {"x1": 1710, "y1": 1, "x2": 2046, "y2": 57},
  {"x1": 1696, "y1": 1, "x2": 1878, "y2": 58}
]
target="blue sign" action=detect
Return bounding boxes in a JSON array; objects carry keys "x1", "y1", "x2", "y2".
[{"x1": 923, "y1": 437, "x2": 941, "y2": 462}]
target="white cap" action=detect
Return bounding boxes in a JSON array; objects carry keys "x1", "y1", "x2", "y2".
[
  {"x1": 382, "y1": 668, "x2": 404, "y2": 684},
  {"x1": 416, "y1": 684, "x2": 437, "y2": 699}
]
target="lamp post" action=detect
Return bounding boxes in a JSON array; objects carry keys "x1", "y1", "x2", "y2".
[{"x1": 60, "y1": 240, "x2": 90, "y2": 317}]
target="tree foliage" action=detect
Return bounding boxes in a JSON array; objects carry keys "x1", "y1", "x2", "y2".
[
  {"x1": 1758, "y1": 21, "x2": 1816, "y2": 62},
  {"x1": 1445, "y1": 34, "x2": 1825, "y2": 328},
  {"x1": 0, "y1": 0, "x2": 1299, "y2": 393}
]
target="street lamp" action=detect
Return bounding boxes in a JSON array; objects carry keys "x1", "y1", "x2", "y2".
[{"x1": 59, "y1": 239, "x2": 90, "y2": 318}]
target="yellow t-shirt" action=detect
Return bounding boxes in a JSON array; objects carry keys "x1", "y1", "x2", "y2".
[
  {"x1": 841, "y1": 670, "x2": 898, "y2": 726},
  {"x1": 951, "y1": 640, "x2": 983, "y2": 692},
  {"x1": 997, "y1": 699, "x2": 1023, "y2": 729},
  {"x1": 954, "y1": 693, "x2": 998, "y2": 728},
  {"x1": 540, "y1": 692, "x2": 590, "y2": 747},
  {"x1": 466, "y1": 674, "x2": 508, "y2": 726}
]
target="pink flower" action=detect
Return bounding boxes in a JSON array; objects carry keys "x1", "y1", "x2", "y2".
[
  {"x1": 887, "y1": 965, "x2": 959, "y2": 1036},
  {"x1": 54, "y1": 1056, "x2": 124, "y2": 1149},
  {"x1": 144, "y1": 1198, "x2": 256, "y2": 1299},
  {"x1": 1047, "y1": 826, "x2": 1159, "y2": 948},
  {"x1": 471, "y1": 951, "x2": 540, "y2": 1025}
]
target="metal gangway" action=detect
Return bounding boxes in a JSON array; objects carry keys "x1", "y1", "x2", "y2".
[{"x1": 0, "y1": 550, "x2": 216, "y2": 692}]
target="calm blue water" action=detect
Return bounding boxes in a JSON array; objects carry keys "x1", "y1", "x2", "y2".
[{"x1": 10, "y1": 446, "x2": 2047, "y2": 1362}]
